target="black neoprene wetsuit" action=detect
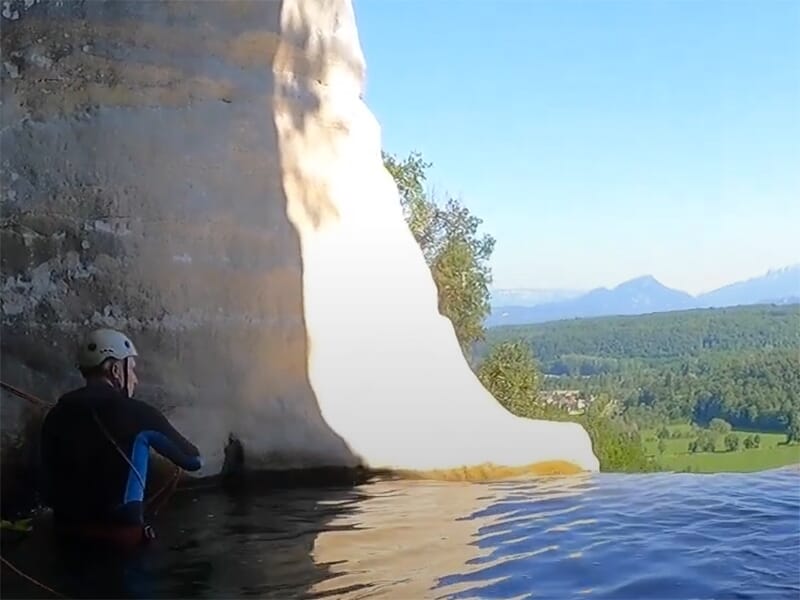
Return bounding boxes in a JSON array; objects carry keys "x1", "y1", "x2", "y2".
[{"x1": 40, "y1": 380, "x2": 203, "y2": 527}]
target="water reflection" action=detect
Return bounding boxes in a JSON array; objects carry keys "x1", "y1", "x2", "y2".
[
  {"x1": 153, "y1": 485, "x2": 369, "y2": 598},
  {"x1": 432, "y1": 474, "x2": 598, "y2": 599},
  {"x1": 307, "y1": 474, "x2": 597, "y2": 598},
  {"x1": 2, "y1": 484, "x2": 368, "y2": 599},
  {"x1": 1, "y1": 469, "x2": 797, "y2": 599},
  {"x1": 434, "y1": 469, "x2": 800, "y2": 600}
]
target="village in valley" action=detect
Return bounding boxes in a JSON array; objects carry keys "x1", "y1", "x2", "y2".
[{"x1": 540, "y1": 390, "x2": 597, "y2": 415}]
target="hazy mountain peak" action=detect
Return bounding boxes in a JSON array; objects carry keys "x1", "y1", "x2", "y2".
[
  {"x1": 614, "y1": 274, "x2": 664, "y2": 290},
  {"x1": 486, "y1": 264, "x2": 800, "y2": 327},
  {"x1": 698, "y1": 264, "x2": 800, "y2": 307},
  {"x1": 765, "y1": 263, "x2": 800, "y2": 278}
]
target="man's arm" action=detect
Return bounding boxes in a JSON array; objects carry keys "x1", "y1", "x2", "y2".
[
  {"x1": 132, "y1": 400, "x2": 203, "y2": 472},
  {"x1": 38, "y1": 408, "x2": 57, "y2": 506}
]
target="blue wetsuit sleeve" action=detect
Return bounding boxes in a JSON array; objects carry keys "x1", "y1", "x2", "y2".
[{"x1": 134, "y1": 401, "x2": 203, "y2": 472}]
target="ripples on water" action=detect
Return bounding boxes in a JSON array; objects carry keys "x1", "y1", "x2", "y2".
[{"x1": 2, "y1": 468, "x2": 798, "y2": 599}]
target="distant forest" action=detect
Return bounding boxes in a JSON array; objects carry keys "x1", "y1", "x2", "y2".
[{"x1": 476, "y1": 304, "x2": 800, "y2": 433}]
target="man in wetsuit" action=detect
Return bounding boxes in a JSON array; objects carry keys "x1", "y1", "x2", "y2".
[{"x1": 40, "y1": 328, "x2": 203, "y2": 545}]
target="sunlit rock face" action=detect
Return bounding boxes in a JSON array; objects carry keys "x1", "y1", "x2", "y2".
[{"x1": 1, "y1": 0, "x2": 598, "y2": 477}]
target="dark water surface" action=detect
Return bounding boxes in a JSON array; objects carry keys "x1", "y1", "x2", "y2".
[{"x1": 3, "y1": 467, "x2": 799, "y2": 599}]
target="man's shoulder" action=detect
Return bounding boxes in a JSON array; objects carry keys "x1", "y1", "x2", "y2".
[
  {"x1": 45, "y1": 386, "x2": 92, "y2": 418},
  {"x1": 42, "y1": 385, "x2": 105, "y2": 431},
  {"x1": 124, "y1": 396, "x2": 167, "y2": 421},
  {"x1": 54, "y1": 385, "x2": 87, "y2": 403},
  {"x1": 56, "y1": 383, "x2": 121, "y2": 404}
]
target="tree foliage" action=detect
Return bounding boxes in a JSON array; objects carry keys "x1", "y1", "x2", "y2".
[
  {"x1": 688, "y1": 430, "x2": 717, "y2": 454},
  {"x1": 475, "y1": 341, "x2": 655, "y2": 472},
  {"x1": 571, "y1": 397, "x2": 656, "y2": 472},
  {"x1": 383, "y1": 150, "x2": 495, "y2": 353},
  {"x1": 481, "y1": 305, "x2": 800, "y2": 437},
  {"x1": 709, "y1": 418, "x2": 732, "y2": 436},
  {"x1": 724, "y1": 433, "x2": 740, "y2": 452},
  {"x1": 786, "y1": 412, "x2": 800, "y2": 444},
  {"x1": 477, "y1": 341, "x2": 542, "y2": 419},
  {"x1": 482, "y1": 304, "x2": 800, "y2": 367}
]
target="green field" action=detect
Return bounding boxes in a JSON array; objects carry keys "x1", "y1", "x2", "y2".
[{"x1": 643, "y1": 424, "x2": 800, "y2": 473}]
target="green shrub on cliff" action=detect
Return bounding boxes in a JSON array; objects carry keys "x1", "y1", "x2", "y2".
[
  {"x1": 477, "y1": 340, "x2": 546, "y2": 418},
  {"x1": 569, "y1": 398, "x2": 657, "y2": 472},
  {"x1": 383, "y1": 150, "x2": 495, "y2": 355},
  {"x1": 476, "y1": 341, "x2": 655, "y2": 472}
]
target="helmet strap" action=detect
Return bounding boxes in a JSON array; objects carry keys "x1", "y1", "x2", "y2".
[{"x1": 121, "y1": 357, "x2": 130, "y2": 398}]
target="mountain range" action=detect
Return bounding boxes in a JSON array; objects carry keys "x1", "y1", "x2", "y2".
[
  {"x1": 489, "y1": 288, "x2": 584, "y2": 306},
  {"x1": 487, "y1": 264, "x2": 800, "y2": 327}
]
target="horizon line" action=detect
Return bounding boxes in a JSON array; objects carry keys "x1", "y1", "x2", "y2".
[{"x1": 491, "y1": 262, "x2": 800, "y2": 297}]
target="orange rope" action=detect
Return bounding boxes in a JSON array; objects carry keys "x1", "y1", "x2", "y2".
[{"x1": 0, "y1": 555, "x2": 68, "y2": 599}]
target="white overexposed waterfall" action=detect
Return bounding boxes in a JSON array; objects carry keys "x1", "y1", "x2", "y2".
[{"x1": 276, "y1": 0, "x2": 598, "y2": 473}]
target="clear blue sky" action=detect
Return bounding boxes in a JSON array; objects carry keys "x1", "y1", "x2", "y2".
[{"x1": 352, "y1": 0, "x2": 800, "y2": 295}]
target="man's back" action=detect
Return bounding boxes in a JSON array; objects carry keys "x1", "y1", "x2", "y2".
[{"x1": 41, "y1": 381, "x2": 202, "y2": 527}]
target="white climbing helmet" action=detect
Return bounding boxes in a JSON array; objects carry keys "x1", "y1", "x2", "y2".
[{"x1": 78, "y1": 328, "x2": 138, "y2": 369}]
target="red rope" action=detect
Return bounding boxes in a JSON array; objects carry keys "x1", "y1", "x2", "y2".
[
  {"x1": 1, "y1": 379, "x2": 186, "y2": 502},
  {"x1": 0, "y1": 383, "x2": 67, "y2": 597},
  {"x1": 146, "y1": 466, "x2": 182, "y2": 517},
  {"x1": 0, "y1": 555, "x2": 68, "y2": 599},
  {"x1": 0, "y1": 379, "x2": 191, "y2": 600},
  {"x1": 0, "y1": 381, "x2": 51, "y2": 408}
]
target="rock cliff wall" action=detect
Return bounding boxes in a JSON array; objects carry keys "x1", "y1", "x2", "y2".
[{"x1": 1, "y1": 0, "x2": 598, "y2": 479}]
